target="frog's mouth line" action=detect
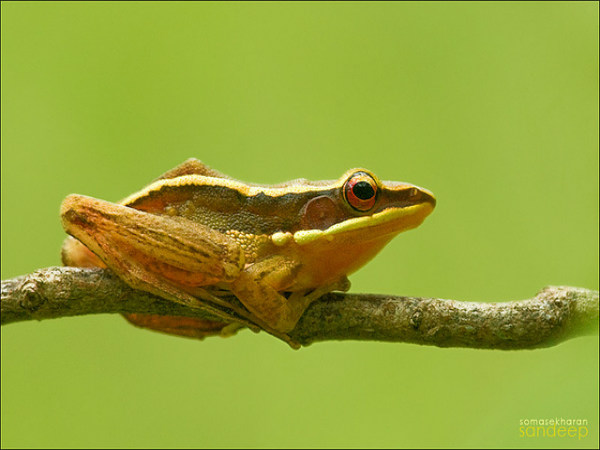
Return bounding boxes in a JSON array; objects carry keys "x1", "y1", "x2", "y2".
[{"x1": 293, "y1": 202, "x2": 435, "y2": 245}]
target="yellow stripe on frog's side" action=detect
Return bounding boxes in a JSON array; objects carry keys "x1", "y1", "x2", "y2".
[
  {"x1": 121, "y1": 173, "x2": 350, "y2": 205},
  {"x1": 271, "y1": 231, "x2": 293, "y2": 246},
  {"x1": 292, "y1": 203, "x2": 432, "y2": 245}
]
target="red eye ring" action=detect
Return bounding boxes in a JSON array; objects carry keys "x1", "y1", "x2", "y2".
[{"x1": 344, "y1": 172, "x2": 378, "y2": 212}]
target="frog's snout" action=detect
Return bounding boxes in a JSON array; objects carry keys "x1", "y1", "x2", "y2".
[{"x1": 418, "y1": 188, "x2": 436, "y2": 209}]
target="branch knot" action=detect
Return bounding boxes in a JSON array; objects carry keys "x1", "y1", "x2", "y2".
[{"x1": 17, "y1": 279, "x2": 46, "y2": 313}]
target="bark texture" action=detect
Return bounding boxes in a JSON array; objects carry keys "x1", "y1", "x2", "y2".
[{"x1": 2, "y1": 267, "x2": 598, "y2": 349}]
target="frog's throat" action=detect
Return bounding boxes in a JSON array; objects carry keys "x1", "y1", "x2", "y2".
[{"x1": 292, "y1": 203, "x2": 433, "y2": 245}]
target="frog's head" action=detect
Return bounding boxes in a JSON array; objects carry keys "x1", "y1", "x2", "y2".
[
  {"x1": 291, "y1": 168, "x2": 435, "y2": 245},
  {"x1": 282, "y1": 168, "x2": 435, "y2": 283}
]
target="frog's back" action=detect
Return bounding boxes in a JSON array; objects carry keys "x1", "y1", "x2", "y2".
[{"x1": 121, "y1": 175, "x2": 338, "y2": 236}]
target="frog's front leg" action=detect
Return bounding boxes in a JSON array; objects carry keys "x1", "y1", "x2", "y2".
[
  {"x1": 60, "y1": 194, "x2": 251, "y2": 326},
  {"x1": 230, "y1": 256, "x2": 348, "y2": 335}
]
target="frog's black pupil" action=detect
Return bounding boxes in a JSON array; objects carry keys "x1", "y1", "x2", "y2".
[{"x1": 353, "y1": 181, "x2": 375, "y2": 200}]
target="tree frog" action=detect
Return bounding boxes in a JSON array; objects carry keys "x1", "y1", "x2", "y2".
[{"x1": 61, "y1": 159, "x2": 435, "y2": 347}]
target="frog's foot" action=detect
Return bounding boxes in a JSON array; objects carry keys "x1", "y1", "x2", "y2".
[
  {"x1": 219, "y1": 322, "x2": 246, "y2": 337},
  {"x1": 287, "y1": 276, "x2": 351, "y2": 309},
  {"x1": 332, "y1": 276, "x2": 351, "y2": 293},
  {"x1": 123, "y1": 314, "x2": 234, "y2": 340}
]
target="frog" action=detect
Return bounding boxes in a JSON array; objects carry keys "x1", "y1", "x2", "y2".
[{"x1": 61, "y1": 158, "x2": 435, "y2": 347}]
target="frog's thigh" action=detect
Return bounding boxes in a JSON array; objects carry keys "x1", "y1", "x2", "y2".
[
  {"x1": 62, "y1": 196, "x2": 244, "y2": 286},
  {"x1": 61, "y1": 236, "x2": 106, "y2": 268},
  {"x1": 61, "y1": 196, "x2": 247, "y2": 323},
  {"x1": 230, "y1": 256, "x2": 311, "y2": 333}
]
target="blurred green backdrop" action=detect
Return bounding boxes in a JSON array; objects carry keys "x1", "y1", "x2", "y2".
[{"x1": 1, "y1": 2, "x2": 598, "y2": 448}]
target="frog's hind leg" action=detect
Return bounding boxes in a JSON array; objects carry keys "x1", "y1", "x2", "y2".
[
  {"x1": 61, "y1": 236, "x2": 106, "y2": 268},
  {"x1": 61, "y1": 195, "x2": 254, "y2": 327},
  {"x1": 153, "y1": 158, "x2": 234, "y2": 182},
  {"x1": 123, "y1": 314, "x2": 243, "y2": 340}
]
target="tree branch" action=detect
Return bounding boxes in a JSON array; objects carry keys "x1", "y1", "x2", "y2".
[{"x1": 2, "y1": 266, "x2": 598, "y2": 349}]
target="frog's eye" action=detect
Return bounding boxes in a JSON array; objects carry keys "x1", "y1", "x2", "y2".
[{"x1": 344, "y1": 172, "x2": 378, "y2": 212}]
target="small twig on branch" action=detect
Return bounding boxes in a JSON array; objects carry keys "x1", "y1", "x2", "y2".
[{"x1": 1, "y1": 267, "x2": 598, "y2": 349}]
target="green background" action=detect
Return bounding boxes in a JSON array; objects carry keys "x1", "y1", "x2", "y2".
[{"x1": 2, "y1": 2, "x2": 598, "y2": 448}]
